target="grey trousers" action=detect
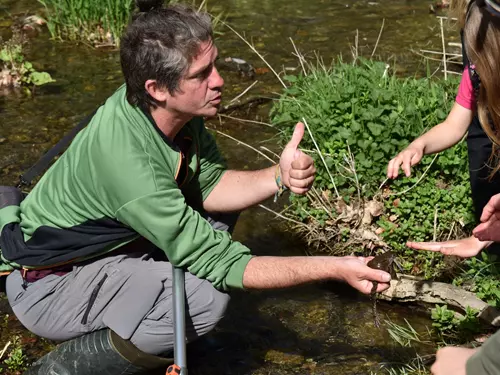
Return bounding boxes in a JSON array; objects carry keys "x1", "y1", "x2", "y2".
[{"x1": 6, "y1": 214, "x2": 236, "y2": 356}]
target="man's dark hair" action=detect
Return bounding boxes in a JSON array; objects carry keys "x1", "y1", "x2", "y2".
[{"x1": 120, "y1": 0, "x2": 213, "y2": 108}]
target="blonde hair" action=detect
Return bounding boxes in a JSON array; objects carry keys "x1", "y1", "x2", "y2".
[{"x1": 452, "y1": 0, "x2": 500, "y2": 173}]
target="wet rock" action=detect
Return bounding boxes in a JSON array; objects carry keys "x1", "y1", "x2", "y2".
[
  {"x1": 264, "y1": 349, "x2": 304, "y2": 366},
  {"x1": 9, "y1": 134, "x2": 31, "y2": 143},
  {"x1": 296, "y1": 304, "x2": 330, "y2": 326},
  {"x1": 0, "y1": 19, "x2": 12, "y2": 28},
  {"x1": 220, "y1": 57, "x2": 256, "y2": 79}
]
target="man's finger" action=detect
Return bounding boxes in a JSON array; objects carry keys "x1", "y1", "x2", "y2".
[
  {"x1": 364, "y1": 267, "x2": 392, "y2": 283},
  {"x1": 285, "y1": 122, "x2": 305, "y2": 150},
  {"x1": 291, "y1": 153, "x2": 313, "y2": 170},
  {"x1": 289, "y1": 175, "x2": 315, "y2": 189},
  {"x1": 294, "y1": 149, "x2": 302, "y2": 160},
  {"x1": 362, "y1": 256, "x2": 374, "y2": 263},
  {"x1": 375, "y1": 282, "x2": 390, "y2": 293},
  {"x1": 289, "y1": 164, "x2": 315, "y2": 179},
  {"x1": 289, "y1": 186, "x2": 310, "y2": 195}
]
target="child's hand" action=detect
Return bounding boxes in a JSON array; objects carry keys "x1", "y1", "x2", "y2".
[
  {"x1": 406, "y1": 236, "x2": 488, "y2": 258},
  {"x1": 387, "y1": 142, "x2": 424, "y2": 178}
]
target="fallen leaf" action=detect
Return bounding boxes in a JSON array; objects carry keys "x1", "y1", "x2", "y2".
[
  {"x1": 255, "y1": 67, "x2": 270, "y2": 75},
  {"x1": 361, "y1": 229, "x2": 380, "y2": 242},
  {"x1": 366, "y1": 200, "x2": 384, "y2": 217}
]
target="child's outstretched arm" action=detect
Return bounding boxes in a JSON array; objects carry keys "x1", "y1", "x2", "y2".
[{"x1": 387, "y1": 102, "x2": 473, "y2": 178}]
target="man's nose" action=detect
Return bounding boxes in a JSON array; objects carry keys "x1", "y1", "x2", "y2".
[{"x1": 209, "y1": 66, "x2": 224, "y2": 89}]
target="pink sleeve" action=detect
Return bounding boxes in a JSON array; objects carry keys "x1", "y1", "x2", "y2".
[{"x1": 455, "y1": 68, "x2": 475, "y2": 110}]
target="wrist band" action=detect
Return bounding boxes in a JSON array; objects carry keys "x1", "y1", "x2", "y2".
[{"x1": 274, "y1": 164, "x2": 288, "y2": 203}]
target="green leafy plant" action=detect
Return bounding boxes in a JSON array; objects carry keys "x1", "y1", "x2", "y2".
[
  {"x1": 0, "y1": 33, "x2": 54, "y2": 90},
  {"x1": 431, "y1": 305, "x2": 457, "y2": 334},
  {"x1": 431, "y1": 304, "x2": 481, "y2": 340},
  {"x1": 270, "y1": 58, "x2": 473, "y2": 278},
  {"x1": 2, "y1": 336, "x2": 28, "y2": 373},
  {"x1": 455, "y1": 253, "x2": 500, "y2": 308}
]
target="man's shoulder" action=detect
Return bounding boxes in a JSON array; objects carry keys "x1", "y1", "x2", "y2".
[{"x1": 89, "y1": 88, "x2": 158, "y2": 155}]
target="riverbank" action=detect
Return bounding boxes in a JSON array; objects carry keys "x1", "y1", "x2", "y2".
[{"x1": 268, "y1": 56, "x2": 499, "y2": 360}]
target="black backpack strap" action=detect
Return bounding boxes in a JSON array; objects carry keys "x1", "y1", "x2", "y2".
[{"x1": 17, "y1": 109, "x2": 98, "y2": 188}]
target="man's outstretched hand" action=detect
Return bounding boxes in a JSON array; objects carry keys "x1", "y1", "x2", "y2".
[
  {"x1": 338, "y1": 256, "x2": 392, "y2": 294},
  {"x1": 279, "y1": 122, "x2": 315, "y2": 195}
]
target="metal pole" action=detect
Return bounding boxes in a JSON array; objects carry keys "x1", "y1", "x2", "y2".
[{"x1": 172, "y1": 265, "x2": 188, "y2": 374}]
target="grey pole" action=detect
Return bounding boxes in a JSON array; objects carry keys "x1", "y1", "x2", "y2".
[{"x1": 172, "y1": 265, "x2": 188, "y2": 374}]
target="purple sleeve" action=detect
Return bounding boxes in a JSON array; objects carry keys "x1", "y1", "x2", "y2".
[{"x1": 455, "y1": 68, "x2": 475, "y2": 110}]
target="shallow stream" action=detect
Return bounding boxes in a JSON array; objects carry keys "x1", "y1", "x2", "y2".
[{"x1": 0, "y1": 1, "x2": 453, "y2": 373}]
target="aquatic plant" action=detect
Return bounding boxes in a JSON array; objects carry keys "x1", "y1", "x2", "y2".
[
  {"x1": 38, "y1": 0, "x2": 222, "y2": 47},
  {"x1": 0, "y1": 32, "x2": 54, "y2": 91},
  {"x1": 38, "y1": 0, "x2": 134, "y2": 46}
]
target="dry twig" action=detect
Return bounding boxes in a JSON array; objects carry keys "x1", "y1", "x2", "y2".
[
  {"x1": 221, "y1": 20, "x2": 287, "y2": 89},
  {"x1": 371, "y1": 18, "x2": 385, "y2": 58},
  {"x1": 218, "y1": 113, "x2": 274, "y2": 128},
  {"x1": 440, "y1": 17, "x2": 448, "y2": 80},
  {"x1": 229, "y1": 80, "x2": 259, "y2": 104},
  {"x1": 0, "y1": 341, "x2": 11, "y2": 361},
  {"x1": 258, "y1": 204, "x2": 310, "y2": 228},
  {"x1": 302, "y1": 118, "x2": 341, "y2": 199},
  {"x1": 289, "y1": 37, "x2": 307, "y2": 76},
  {"x1": 208, "y1": 127, "x2": 276, "y2": 164}
]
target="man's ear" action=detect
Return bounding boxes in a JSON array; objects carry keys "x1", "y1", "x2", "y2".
[{"x1": 145, "y1": 79, "x2": 168, "y2": 102}]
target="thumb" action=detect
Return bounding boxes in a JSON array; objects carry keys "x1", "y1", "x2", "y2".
[
  {"x1": 286, "y1": 122, "x2": 305, "y2": 150},
  {"x1": 364, "y1": 267, "x2": 391, "y2": 283}
]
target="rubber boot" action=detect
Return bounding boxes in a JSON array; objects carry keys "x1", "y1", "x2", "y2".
[{"x1": 23, "y1": 329, "x2": 173, "y2": 375}]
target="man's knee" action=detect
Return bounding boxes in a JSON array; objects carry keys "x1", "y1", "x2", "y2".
[
  {"x1": 187, "y1": 280, "x2": 230, "y2": 336},
  {"x1": 129, "y1": 278, "x2": 229, "y2": 356}
]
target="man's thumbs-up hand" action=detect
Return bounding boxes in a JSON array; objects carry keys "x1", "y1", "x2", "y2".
[{"x1": 279, "y1": 122, "x2": 316, "y2": 195}]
